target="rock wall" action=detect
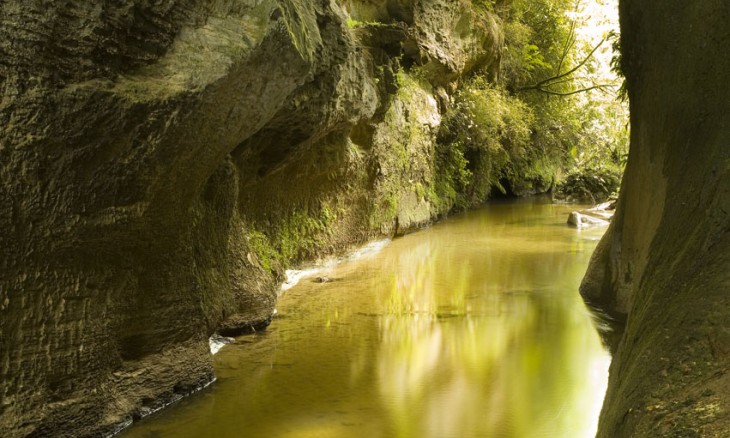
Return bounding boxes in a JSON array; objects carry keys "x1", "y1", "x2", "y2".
[
  {"x1": 0, "y1": 1, "x2": 501, "y2": 436},
  {"x1": 582, "y1": 0, "x2": 730, "y2": 435}
]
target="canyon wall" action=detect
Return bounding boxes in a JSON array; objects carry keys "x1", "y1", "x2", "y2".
[
  {"x1": 581, "y1": 0, "x2": 730, "y2": 436},
  {"x1": 0, "y1": 1, "x2": 501, "y2": 436}
]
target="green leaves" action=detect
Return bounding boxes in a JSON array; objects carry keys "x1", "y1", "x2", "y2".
[
  {"x1": 522, "y1": 44, "x2": 553, "y2": 73},
  {"x1": 437, "y1": 77, "x2": 541, "y2": 205},
  {"x1": 434, "y1": 0, "x2": 627, "y2": 206}
]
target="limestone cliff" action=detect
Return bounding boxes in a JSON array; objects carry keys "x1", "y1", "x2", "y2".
[
  {"x1": 581, "y1": 0, "x2": 730, "y2": 436},
  {"x1": 0, "y1": 1, "x2": 501, "y2": 436}
]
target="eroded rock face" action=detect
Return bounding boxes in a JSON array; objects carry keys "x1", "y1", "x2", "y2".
[
  {"x1": 343, "y1": 0, "x2": 503, "y2": 83},
  {"x1": 0, "y1": 1, "x2": 500, "y2": 436},
  {"x1": 582, "y1": 1, "x2": 730, "y2": 435}
]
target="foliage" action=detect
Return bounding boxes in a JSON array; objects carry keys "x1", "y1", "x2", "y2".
[
  {"x1": 430, "y1": 141, "x2": 472, "y2": 211},
  {"x1": 556, "y1": 163, "x2": 621, "y2": 204},
  {"x1": 437, "y1": 77, "x2": 539, "y2": 208},
  {"x1": 609, "y1": 32, "x2": 628, "y2": 100},
  {"x1": 435, "y1": 0, "x2": 628, "y2": 207},
  {"x1": 500, "y1": 0, "x2": 579, "y2": 90},
  {"x1": 501, "y1": 0, "x2": 620, "y2": 96},
  {"x1": 555, "y1": 94, "x2": 629, "y2": 202}
]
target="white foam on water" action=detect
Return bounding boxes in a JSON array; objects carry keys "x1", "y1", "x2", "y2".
[
  {"x1": 280, "y1": 239, "x2": 391, "y2": 293},
  {"x1": 209, "y1": 335, "x2": 236, "y2": 355},
  {"x1": 281, "y1": 267, "x2": 322, "y2": 292}
]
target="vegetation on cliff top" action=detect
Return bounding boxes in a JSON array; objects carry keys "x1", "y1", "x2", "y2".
[{"x1": 435, "y1": 0, "x2": 628, "y2": 208}]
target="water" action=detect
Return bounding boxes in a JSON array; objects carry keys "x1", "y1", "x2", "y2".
[{"x1": 122, "y1": 199, "x2": 611, "y2": 438}]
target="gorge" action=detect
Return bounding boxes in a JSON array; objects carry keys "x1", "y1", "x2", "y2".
[{"x1": 0, "y1": 0, "x2": 727, "y2": 437}]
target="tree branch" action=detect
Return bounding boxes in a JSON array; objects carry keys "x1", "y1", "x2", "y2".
[
  {"x1": 556, "y1": 19, "x2": 577, "y2": 74},
  {"x1": 535, "y1": 84, "x2": 617, "y2": 96},
  {"x1": 517, "y1": 35, "x2": 609, "y2": 93}
]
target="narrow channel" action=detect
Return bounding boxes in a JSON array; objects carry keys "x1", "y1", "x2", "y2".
[{"x1": 122, "y1": 198, "x2": 611, "y2": 438}]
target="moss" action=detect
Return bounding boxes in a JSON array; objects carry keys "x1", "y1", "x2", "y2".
[
  {"x1": 279, "y1": 211, "x2": 325, "y2": 261},
  {"x1": 248, "y1": 229, "x2": 281, "y2": 273},
  {"x1": 245, "y1": 209, "x2": 334, "y2": 274},
  {"x1": 368, "y1": 190, "x2": 397, "y2": 232},
  {"x1": 347, "y1": 18, "x2": 390, "y2": 29},
  {"x1": 367, "y1": 71, "x2": 435, "y2": 230},
  {"x1": 246, "y1": 200, "x2": 341, "y2": 271}
]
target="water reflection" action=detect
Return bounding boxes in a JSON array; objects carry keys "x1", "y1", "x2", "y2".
[
  {"x1": 122, "y1": 199, "x2": 610, "y2": 438},
  {"x1": 373, "y1": 204, "x2": 608, "y2": 437}
]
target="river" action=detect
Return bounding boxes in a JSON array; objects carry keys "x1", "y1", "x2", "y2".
[{"x1": 122, "y1": 198, "x2": 611, "y2": 438}]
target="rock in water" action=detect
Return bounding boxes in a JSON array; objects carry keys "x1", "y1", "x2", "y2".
[
  {"x1": 209, "y1": 335, "x2": 236, "y2": 355},
  {"x1": 567, "y1": 211, "x2": 610, "y2": 228}
]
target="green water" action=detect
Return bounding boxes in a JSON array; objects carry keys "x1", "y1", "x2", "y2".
[{"x1": 122, "y1": 199, "x2": 611, "y2": 438}]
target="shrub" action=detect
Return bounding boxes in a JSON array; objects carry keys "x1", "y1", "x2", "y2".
[{"x1": 437, "y1": 77, "x2": 539, "y2": 207}]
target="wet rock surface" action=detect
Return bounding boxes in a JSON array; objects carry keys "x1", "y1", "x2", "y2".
[
  {"x1": 568, "y1": 211, "x2": 610, "y2": 228},
  {"x1": 567, "y1": 202, "x2": 615, "y2": 228}
]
